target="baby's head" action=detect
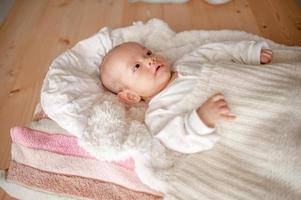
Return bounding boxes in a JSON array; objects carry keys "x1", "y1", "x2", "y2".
[{"x1": 100, "y1": 42, "x2": 172, "y2": 104}]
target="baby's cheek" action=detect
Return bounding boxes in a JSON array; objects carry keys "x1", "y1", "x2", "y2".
[
  {"x1": 155, "y1": 54, "x2": 164, "y2": 61},
  {"x1": 135, "y1": 78, "x2": 154, "y2": 90}
]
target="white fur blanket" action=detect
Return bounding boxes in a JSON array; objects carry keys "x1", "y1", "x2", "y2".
[{"x1": 41, "y1": 19, "x2": 301, "y2": 200}]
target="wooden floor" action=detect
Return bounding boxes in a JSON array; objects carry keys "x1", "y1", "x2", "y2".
[{"x1": 0, "y1": 0, "x2": 300, "y2": 199}]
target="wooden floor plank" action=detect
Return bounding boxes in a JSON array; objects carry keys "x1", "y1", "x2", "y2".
[{"x1": 248, "y1": 0, "x2": 301, "y2": 45}]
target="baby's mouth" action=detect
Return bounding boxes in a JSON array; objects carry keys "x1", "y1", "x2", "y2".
[{"x1": 155, "y1": 65, "x2": 162, "y2": 73}]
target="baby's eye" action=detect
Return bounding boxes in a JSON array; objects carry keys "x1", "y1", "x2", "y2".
[
  {"x1": 133, "y1": 64, "x2": 140, "y2": 72},
  {"x1": 146, "y1": 50, "x2": 152, "y2": 56}
]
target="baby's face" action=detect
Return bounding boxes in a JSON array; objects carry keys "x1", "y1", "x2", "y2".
[{"x1": 103, "y1": 42, "x2": 172, "y2": 99}]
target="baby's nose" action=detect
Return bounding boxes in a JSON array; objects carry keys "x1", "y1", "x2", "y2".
[{"x1": 147, "y1": 57, "x2": 157, "y2": 68}]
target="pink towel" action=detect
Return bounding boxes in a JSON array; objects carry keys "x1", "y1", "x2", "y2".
[
  {"x1": 7, "y1": 160, "x2": 162, "y2": 200},
  {"x1": 11, "y1": 143, "x2": 161, "y2": 195},
  {"x1": 10, "y1": 126, "x2": 135, "y2": 170}
]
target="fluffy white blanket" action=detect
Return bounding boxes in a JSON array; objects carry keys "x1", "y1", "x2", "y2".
[{"x1": 42, "y1": 19, "x2": 301, "y2": 200}]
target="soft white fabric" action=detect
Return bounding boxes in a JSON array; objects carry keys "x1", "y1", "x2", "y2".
[
  {"x1": 146, "y1": 41, "x2": 269, "y2": 154},
  {"x1": 163, "y1": 53, "x2": 301, "y2": 200},
  {"x1": 146, "y1": 73, "x2": 217, "y2": 153},
  {"x1": 175, "y1": 40, "x2": 269, "y2": 66},
  {"x1": 41, "y1": 28, "x2": 112, "y2": 136},
  {"x1": 41, "y1": 19, "x2": 301, "y2": 200}
]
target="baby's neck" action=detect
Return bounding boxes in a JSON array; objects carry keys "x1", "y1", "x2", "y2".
[{"x1": 167, "y1": 71, "x2": 179, "y2": 87}]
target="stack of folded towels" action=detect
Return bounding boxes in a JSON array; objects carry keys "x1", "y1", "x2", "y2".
[{"x1": 1, "y1": 105, "x2": 162, "y2": 200}]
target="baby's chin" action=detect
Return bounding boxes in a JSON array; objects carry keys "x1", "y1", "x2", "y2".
[{"x1": 157, "y1": 64, "x2": 172, "y2": 78}]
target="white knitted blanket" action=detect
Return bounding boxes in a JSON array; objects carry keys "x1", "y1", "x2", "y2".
[
  {"x1": 166, "y1": 58, "x2": 301, "y2": 200},
  {"x1": 42, "y1": 19, "x2": 301, "y2": 200}
]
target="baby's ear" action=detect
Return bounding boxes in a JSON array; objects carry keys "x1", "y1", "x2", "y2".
[{"x1": 117, "y1": 89, "x2": 141, "y2": 105}]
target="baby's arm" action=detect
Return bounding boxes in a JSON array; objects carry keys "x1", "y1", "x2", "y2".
[
  {"x1": 145, "y1": 93, "x2": 235, "y2": 154},
  {"x1": 146, "y1": 104, "x2": 221, "y2": 154},
  {"x1": 175, "y1": 41, "x2": 272, "y2": 66},
  {"x1": 146, "y1": 110, "x2": 218, "y2": 153}
]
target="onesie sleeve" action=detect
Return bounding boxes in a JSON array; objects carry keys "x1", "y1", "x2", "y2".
[
  {"x1": 145, "y1": 108, "x2": 219, "y2": 154},
  {"x1": 186, "y1": 109, "x2": 215, "y2": 135},
  {"x1": 174, "y1": 41, "x2": 270, "y2": 66}
]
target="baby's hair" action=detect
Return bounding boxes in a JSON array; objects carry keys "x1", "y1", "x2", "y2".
[{"x1": 100, "y1": 44, "x2": 126, "y2": 94}]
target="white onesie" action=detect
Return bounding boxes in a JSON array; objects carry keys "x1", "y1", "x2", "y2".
[{"x1": 145, "y1": 40, "x2": 269, "y2": 154}]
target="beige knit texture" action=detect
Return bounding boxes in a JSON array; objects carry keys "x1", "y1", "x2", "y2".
[{"x1": 166, "y1": 50, "x2": 301, "y2": 200}]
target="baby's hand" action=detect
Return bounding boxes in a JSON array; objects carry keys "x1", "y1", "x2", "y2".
[
  {"x1": 196, "y1": 93, "x2": 236, "y2": 128},
  {"x1": 260, "y1": 49, "x2": 273, "y2": 64}
]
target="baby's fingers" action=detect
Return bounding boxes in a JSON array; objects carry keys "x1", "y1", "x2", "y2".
[
  {"x1": 216, "y1": 99, "x2": 227, "y2": 108},
  {"x1": 260, "y1": 55, "x2": 271, "y2": 64},
  {"x1": 262, "y1": 52, "x2": 272, "y2": 58},
  {"x1": 261, "y1": 49, "x2": 272, "y2": 55},
  {"x1": 220, "y1": 113, "x2": 236, "y2": 121},
  {"x1": 260, "y1": 49, "x2": 273, "y2": 64},
  {"x1": 211, "y1": 93, "x2": 225, "y2": 102},
  {"x1": 262, "y1": 49, "x2": 272, "y2": 55},
  {"x1": 263, "y1": 52, "x2": 272, "y2": 59},
  {"x1": 219, "y1": 106, "x2": 231, "y2": 114}
]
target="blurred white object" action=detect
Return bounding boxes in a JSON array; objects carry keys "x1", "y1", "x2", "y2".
[
  {"x1": 129, "y1": 0, "x2": 189, "y2": 3},
  {"x1": 204, "y1": 0, "x2": 231, "y2": 4}
]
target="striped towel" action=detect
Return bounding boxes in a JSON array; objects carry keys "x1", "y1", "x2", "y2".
[{"x1": 0, "y1": 105, "x2": 163, "y2": 200}]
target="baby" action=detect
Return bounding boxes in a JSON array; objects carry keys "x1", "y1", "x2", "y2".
[{"x1": 100, "y1": 41, "x2": 272, "y2": 153}]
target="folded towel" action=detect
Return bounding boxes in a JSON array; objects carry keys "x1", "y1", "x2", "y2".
[
  {"x1": 4, "y1": 125, "x2": 163, "y2": 198},
  {"x1": 11, "y1": 126, "x2": 135, "y2": 170},
  {"x1": 7, "y1": 160, "x2": 161, "y2": 200},
  {"x1": 0, "y1": 170, "x2": 78, "y2": 200},
  {"x1": 11, "y1": 127, "x2": 92, "y2": 158},
  {"x1": 11, "y1": 143, "x2": 159, "y2": 195}
]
